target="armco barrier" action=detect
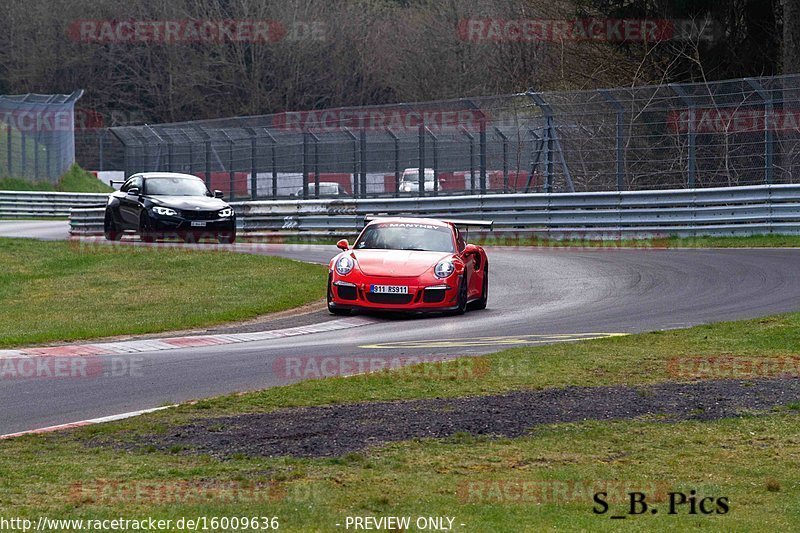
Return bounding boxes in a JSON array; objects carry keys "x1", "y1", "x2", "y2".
[
  {"x1": 0, "y1": 191, "x2": 108, "y2": 219},
  {"x1": 69, "y1": 185, "x2": 800, "y2": 239}
]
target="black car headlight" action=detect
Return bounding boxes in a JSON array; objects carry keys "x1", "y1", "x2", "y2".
[
  {"x1": 152, "y1": 206, "x2": 178, "y2": 216},
  {"x1": 219, "y1": 207, "x2": 234, "y2": 218}
]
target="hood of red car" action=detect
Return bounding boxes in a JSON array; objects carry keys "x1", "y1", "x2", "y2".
[{"x1": 350, "y1": 249, "x2": 452, "y2": 277}]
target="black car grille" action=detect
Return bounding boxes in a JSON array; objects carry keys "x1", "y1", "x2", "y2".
[
  {"x1": 366, "y1": 293, "x2": 413, "y2": 305},
  {"x1": 181, "y1": 210, "x2": 220, "y2": 220},
  {"x1": 336, "y1": 285, "x2": 357, "y2": 300},
  {"x1": 423, "y1": 288, "x2": 447, "y2": 303}
]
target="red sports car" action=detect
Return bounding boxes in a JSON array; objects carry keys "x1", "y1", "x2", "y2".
[{"x1": 327, "y1": 217, "x2": 491, "y2": 315}]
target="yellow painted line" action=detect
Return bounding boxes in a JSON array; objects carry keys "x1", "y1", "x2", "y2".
[{"x1": 360, "y1": 333, "x2": 628, "y2": 349}]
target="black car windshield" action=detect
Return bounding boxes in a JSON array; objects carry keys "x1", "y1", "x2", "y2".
[
  {"x1": 145, "y1": 177, "x2": 209, "y2": 196},
  {"x1": 355, "y1": 222, "x2": 454, "y2": 253}
]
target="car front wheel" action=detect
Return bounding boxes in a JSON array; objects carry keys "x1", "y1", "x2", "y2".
[{"x1": 104, "y1": 210, "x2": 122, "y2": 241}]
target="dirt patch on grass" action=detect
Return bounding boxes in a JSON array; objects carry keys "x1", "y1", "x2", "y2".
[{"x1": 133, "y1": 377, "x2": 800, "y2": 458}]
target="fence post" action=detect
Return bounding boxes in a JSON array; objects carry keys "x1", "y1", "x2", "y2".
[
  {"x1": 745, "y1": 78, "x2": 776, "y2": 185},
  {"x1": 34, "y1": 135, "x2": 40, "y2": 179},
  {"x1": 98, "y1": 130, "x2": 105, "y2": 172},
  {"x1": 261, "y1": 129, "x2": 277, "y2": 199},
  {"x1": 344, "y1": 128, "x2": 358, "y2": 198},
  {"x1": 418, "y1": 123, "x2": 426, "y2": 197},
  {"x1": 427, "y1": 127, "x2": 439, "y2": 197},
  {"x1": 479, "y1": 115, "x2": 487, "y2": 194},
  {"x1": 494, "y1": 127, "x2": 509, "y2": 193},
  {"x1": 309, "y1": 131, "x2": 320, "y2": 199},
  {"x1": 670, "y1": 83, "x2": 696, "y2": 188},
  {"x1": 599, "y1": 89, "x2": 625, "y2": 191},
  {"x1": 6, "y1": 124, "x2": 11, "y2": 177},
  {"x1": 302, "y1": 131, "x2": 310, "y2": 200},
  {"x1": 386, "y1": 128, "x2": 400, "y2": 197},
  {"x1": 460, "y1": 127, "x2": 475, "y2": 194},
  {"x1": 204, "y1": 140, "x2": 212, "y2": 188},
  {"x1": 244, "y1": 127, "x2": 259, "y2": 200},
  {"x1": 20, "y1": 132, "x2": 26, "y2": 178},
  {"x1": 359, "y1": 130, "x2": 367, "y2": 197}
]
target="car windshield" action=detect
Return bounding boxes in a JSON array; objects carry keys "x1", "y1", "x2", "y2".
[
  {"x1": 355, "y1": 222, "x2": 454, "y2": 253},
  {"x1": 146, "y1": 177, "x2": 209, "y2": 196}
]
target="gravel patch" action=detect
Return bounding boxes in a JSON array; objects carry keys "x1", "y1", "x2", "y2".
[{"x1": 134, "y1": 377, "x2": 800, "y2": 458}]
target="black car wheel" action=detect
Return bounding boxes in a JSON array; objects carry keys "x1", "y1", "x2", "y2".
[
  {"x1": 327, "y1": 274, "x2": 350, "y2": 316},
  {"x1": 453, "y1": 275, "x2": 468, "y2": 315},
  {"x1": 217, "y1": 232, "x2": 236, "y2": 244},
  {"x1": 103, "y1": 210, "x2": 122, "y2": 241},
  {"x1": 139, "y1": 212, "x2": 155, "y2": 243},
  {"x1": 471, "y1": 264, "x2": 488, "y2": 310}
]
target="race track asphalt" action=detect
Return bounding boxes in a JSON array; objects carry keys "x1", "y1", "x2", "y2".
[{"x1": 2, "y1": 221, "x2": 800, "y2": 434}]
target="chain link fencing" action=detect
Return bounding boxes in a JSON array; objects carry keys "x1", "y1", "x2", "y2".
[
  {"x1": 107, "y1": 74, "x2": 800, "y2": 200},
  {"x1": 0, "y1": 91, "x2": 84, "y2": 183}
]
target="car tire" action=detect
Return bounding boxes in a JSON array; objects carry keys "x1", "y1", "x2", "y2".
[
  {"x1": 139, "y1": 212, "x2": 155, "y2": 243},
  {"x1": 218, "y1": 232, "x2": 236, "y2": 244},
  {"x1": 453, "y1": 275, "x2": 468, "y2": 315},
  {"x1": 327, "y1": 274, "x2": 350, "y2": 316},
  {"x1": 104, "y1": 210, "x2": 122, "y2": 241},
  {"x1": 472, "y1": 264, "x2": 488, "y2": 310}
]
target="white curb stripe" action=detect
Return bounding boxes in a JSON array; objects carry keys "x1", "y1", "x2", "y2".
[
  {"x1": 0, "y1": 316, "x2": 380, "y2": 359},
  {"x1": 0, "y1": 405, "x2": 177, "y2": 440}
]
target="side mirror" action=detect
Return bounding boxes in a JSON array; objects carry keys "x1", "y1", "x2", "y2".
[
  {"x1": 463, "y1": 243, "x2": 480, "y2": 256},
  {"x1": 336, "y1": 239, "x2": 350, "y2": 250},
  {"x1": 127, "y1": 187, "x2": 140, "y2": 196},
  {"x1": 214, "y1": 190, "x2": 224, "y2": 199}
]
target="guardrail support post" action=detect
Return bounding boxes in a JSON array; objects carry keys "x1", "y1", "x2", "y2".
[
  {"x1": 670, "y1": 83, "x2": 696, "y2": 188},
  {"x1": 746, "y1": 78, "x2": 777, "y2": 185},
  {"x1": 599, "y1": 89, "x2": 625, "y2": 191}
]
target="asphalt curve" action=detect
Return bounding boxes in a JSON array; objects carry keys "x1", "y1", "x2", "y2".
[{"x1": 2, "y1": 221, "x2": 800, "y2": 434}]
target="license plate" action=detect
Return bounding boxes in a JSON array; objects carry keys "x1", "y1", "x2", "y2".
[
  {"x1": 370, "y1": 285, "x2": 408, "y2": 294},
  {"x1": 190, "y1": 221, "x2": 207, "y2": 227}
]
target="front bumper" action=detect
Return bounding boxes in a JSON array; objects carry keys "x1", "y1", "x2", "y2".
[
  {"x1": 148, "y1": 215, "x2": 236, "y2": 236},
  {"x1": 329, "y1": 275, "x2": 459, "y2": 312}
]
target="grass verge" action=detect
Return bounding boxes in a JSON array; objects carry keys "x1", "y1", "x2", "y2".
[
  {"x1": 0, "y1": 238, "x2": 326, "y2": 347},
  {"x1": 1, "y1": 310, "x2": 799, "y2": 529},
  {"x1": 0, "y1": 163, "x2": 113, "y2": 193}
]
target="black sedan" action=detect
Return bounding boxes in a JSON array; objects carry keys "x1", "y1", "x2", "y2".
[{"x1": 104, "y1": 172, "x2": 237, "y2": 243}]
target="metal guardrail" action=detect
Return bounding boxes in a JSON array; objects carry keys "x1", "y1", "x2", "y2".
[
  {"x1": 0, "y1": 191, "x2": 108, "y2": 219},
  {"x1": 69, "y1": 184, "x2": 800, "y2": 239}
]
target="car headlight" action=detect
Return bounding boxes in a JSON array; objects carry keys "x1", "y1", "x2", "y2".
[
  {"x1": 335, "y1": 256, "x2": 354, "y2": 275},
  {"x1": 152, "y1": 206, "x2": 178, "y2": 216},
  {"x1": 434, "y1": 260, "x2": 455, "y2": 278},
  {"x1": 400, "y1": 183, "x2": 412, "y2": 192},
  {"x1": 219, "y1": 207, "x2": 234, "y2": 218}
]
